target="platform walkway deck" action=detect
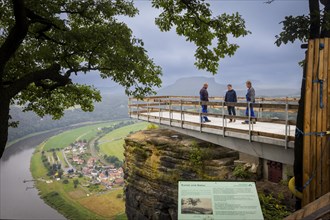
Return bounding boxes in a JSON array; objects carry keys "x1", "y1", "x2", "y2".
[{"x1": 129, "y1": 96, "x2": 299, "y2": 164}]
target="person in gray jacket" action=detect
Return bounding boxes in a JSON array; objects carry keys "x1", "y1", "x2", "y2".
[
  {"x1": 224, "y1": 84, "x2": 237, "y2": 122},
  {"x1": 242, "y1": 80, "x2": 256, "y2": 124}
]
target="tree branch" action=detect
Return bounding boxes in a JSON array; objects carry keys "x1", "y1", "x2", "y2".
[
  {"x1": 309, "y1": 0, "x2": 321, "y2": 38},
  {"x1": 180, "y1": 0, "x2": 211, "y2": 26},
  {"x1": 0, "y1": 0, "x2": 29, "y2": 80},
  {"x1": 321, "y1": 0, "x2": 330, "y2": 37},
  {"x1": 7, "y1": 64, "x2": 71, "y2": 98},
  {"x1": 25, "y1": 8, "x2": 64, "y2": 31}
]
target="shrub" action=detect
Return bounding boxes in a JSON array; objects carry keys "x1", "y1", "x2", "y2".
[
  {"x1": 258, "y1": 193, "x2": 290, "y2": 220},
  {"x1": 233, "y1": 164, "x2": 252, "y2": 179},
  {"x1": 116, "y1": 194, "x2": 123, "y2": 199},
  {"x1": 73, "y1": 179, "x2": 79, "y2": 188},
  {"x1": 147, "y1": 123, "x2": 158, "y2": 130},
  {"x1": 62, "y1": 179, "x2": 69, "y2": 184},
  {"x1": 189, "y1": 143, "x2": 203, "y2": 167}
]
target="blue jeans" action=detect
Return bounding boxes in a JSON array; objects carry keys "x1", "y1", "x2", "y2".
[
  {"x1": 201, "y1": 105, "x2": 209, "y2": 122},
  {"x1": 245, "y1": 103, "x2": 255, "y2": 121}
]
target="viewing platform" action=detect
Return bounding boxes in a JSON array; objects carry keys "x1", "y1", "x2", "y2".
[{"x1": 129, "y1": 96, "x2": 299, "y2": 165}]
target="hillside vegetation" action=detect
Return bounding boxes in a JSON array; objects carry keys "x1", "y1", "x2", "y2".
[{"x1": 9, "y1": 94, "x2": 128, "y2": 142}]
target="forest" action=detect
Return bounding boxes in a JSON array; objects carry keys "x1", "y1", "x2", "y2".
[{"x1": 8, "y1": 93, "x2": 128, "y2": 142}]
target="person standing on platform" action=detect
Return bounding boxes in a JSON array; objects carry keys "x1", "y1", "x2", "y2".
[
  {"x1": 200, "y1": 83, "x2": 211, "y2": 123},
  {"x1": 242, "y1": 80, "x2": 256, "y2": 124},
  {"x1": 224, "y1": 84, "x2": 237, "y2": 122}
]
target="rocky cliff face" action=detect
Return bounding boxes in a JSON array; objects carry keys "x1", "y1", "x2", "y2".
[{"x1": 124, "y1": 129, "x2": 239, "y2": 220}]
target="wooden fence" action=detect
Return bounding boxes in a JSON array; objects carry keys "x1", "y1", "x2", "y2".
[{"x1": 302, "y1": 38, "x2": 330, "y2": 206}]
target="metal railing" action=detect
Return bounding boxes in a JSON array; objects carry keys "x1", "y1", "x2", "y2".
[{"x1": 128, "y1": 96, "x2": 299, "y2": 148}]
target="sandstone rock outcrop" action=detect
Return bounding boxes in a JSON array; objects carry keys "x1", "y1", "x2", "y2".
[{"x1": 124, "y1": 129, "x2": 239, "y2": 220}]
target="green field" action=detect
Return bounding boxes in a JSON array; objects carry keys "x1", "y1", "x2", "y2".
[
  {"x1": 57, "y1": 151, "x2": 69, "y2": 168},
  {"x1": 98, "y1": 122, "x2": 148, "y2": 160},
  {"x1": 6, "y1": 121, "x2": 108, "y2": 149},
  {"x1": 31, "y1": 143, "x2": 126, "y2": 220},
  {"x1": 31, "y1": 144, "x2": 104, "y2": 219},
  {"x1": 29, "y1": 120, "x2": 149, "y2": 219},
  {"x1": 43, "y1": 121, "x2": 122, "y2": 151}
]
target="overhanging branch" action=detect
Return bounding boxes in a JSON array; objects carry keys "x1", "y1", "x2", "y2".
[
  {"x1": 0, "y1": 0, "x2": 29, "y2": 79},
  {"x1": 7, "y1": 63, "x2": 71, "y2": 98}
]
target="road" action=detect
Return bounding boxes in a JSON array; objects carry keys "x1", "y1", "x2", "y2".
[
  {"x1": 61, "y1": 150, "x2": 76, "y2": 172},
  {"x1": 89, "y1": 137, "x2": 111, "y2": 166}
]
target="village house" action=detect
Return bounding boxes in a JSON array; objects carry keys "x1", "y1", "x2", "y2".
[
  {"x1": 87, "y1": 157, "x2": 97, "y2": 168},
  {"x1": 82, "y1": 167, "x2": 92, "y2": 176},
  {"x1": 100, "y1": 179, "x2": 113, "y2": 188},
  {"x1": 91, "y1": 169, "x2": 98, "y2": 177},
  {"x1": 97, "y1": 173, "x2": 108, "y2": 182},
  {"x1": 72, "y1": 156, "x2": 84, "y2": 165}
]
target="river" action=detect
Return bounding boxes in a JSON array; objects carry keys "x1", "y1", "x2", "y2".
[
  {"x1": 0, "y1": 120, "x2": 129, "y2": 219},
  {"x1": 0, "y1": 129, "x2": 68, "y2": 220}
]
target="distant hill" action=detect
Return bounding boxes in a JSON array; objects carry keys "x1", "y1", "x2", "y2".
[
  {"x1": 8, "y1": 93, "x2": 129, "y2": 142},
  {"x1": 157, "y1": 77, "x2": 227, "y2": 96},
  {"x1": 157, "y1": 76, "x2": 300, "y2": 98}
]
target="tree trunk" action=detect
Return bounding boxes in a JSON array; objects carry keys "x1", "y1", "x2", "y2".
[
  {"x1": 294, "y1": 53, "x2": 307, "y2": 210},
  {"x1": 0, "y1": 93, "x2": 10, "y2": 158},
  {"x1": 309, "y1": 0, "x2": 321, "y2": 39},
  {"x1": 293, "y1": 0, "x2": 322, "y2": 210}
]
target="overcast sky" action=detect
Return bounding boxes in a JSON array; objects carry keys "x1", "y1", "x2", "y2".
[{"x1": 73, "y1": 0, "x2": 309, "y2": 92}]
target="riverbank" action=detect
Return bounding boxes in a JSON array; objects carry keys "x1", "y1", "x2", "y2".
[
  {"x1": 1, "y1": 120, "x2": 130, "y2": 220},
  {"x1": 31, "y1": 143, "x2": 126, "y2": 219},
  {"x1": 1, "y1": 134, "x2": 65, "y2": 219},
  {"x1": 29, "y1": 121, "x2": 149, "y2": 219}
]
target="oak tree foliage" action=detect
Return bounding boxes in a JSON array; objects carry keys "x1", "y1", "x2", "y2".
[
  {"x1": 0, "y1": 0, "x2": 249, "y2": 158},
  {"x1": 275, "y1": 0, "x2": 330, "y2": 46}
]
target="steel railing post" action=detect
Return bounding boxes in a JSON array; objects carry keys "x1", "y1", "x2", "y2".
[
  {"x1": 159, "y1": 100, "x2": 161, "y2": 125},
  {"x1": 137, "y1": 100, "x2": 140, "y2": 120},
  {"x1": 169, "y1": 98, "x2": 172, "y2": 127},
  {"x1": 222, "y1": 101, "x2": 225, "y2": 137},
  {"x1": 147, "y1": 100, "x2": 150, "y2": 122},
  {"x1": 285, "y1": 99, "x2": 289, "y2": 149},
  {"x1": 180, "y1": 100, "x2": 183, "y2": 128},
  {"x1": 199, "y1": 100, "x2": 202, "y2": 132},
  {"x1": 260, "y1": 98, "x2": 263, "y2": 118},
  {"x1": 248, "y1": 102, "x2": 252, "y2": 142}
]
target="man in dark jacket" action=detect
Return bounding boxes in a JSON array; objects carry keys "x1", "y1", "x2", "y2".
[
  {"x1": 224, "y1": 84, "x2": 237, "y2": 122},
  {"x1": 242, "y1": 80, "x2": 256, "y2": 124},
  {"x1": 200, "y1": 83, "x2": 211, "y2": 123}
]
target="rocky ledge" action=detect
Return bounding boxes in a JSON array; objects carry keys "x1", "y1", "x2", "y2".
[{"x1": 123, "y1": 128, "x2": 239, "y2": 220}]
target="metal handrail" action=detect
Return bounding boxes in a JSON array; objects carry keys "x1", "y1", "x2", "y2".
[{"x1": 128, "y1": 96, "x2": 297, "y2": 146}]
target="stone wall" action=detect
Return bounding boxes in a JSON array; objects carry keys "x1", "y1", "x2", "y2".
[{"x1": 124, "y1": 129, "x2": 239, "y2": 220}]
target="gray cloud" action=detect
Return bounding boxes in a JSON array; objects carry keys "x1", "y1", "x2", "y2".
[{"x1": 73, "y1": 1, "x2": 309, "y2": 93}]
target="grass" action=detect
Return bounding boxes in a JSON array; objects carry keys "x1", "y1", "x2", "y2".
[
  {"x1": 98, "y1": 122, "x2": 148, "y2": 160},
  {"x1": 79, "y1": 188, "x2": 125, "y2": 219},
  {"x1": 43, "y1": 121, "x2": 120, "y2": 151},
  {"x1": 114, "y1": 213, "x2": 128, "y2": 220},
  {"x1": 6, "y1": 120, "x2": 115, "y2": 149},
  {"x1": 29, "y1": 120, "x2": 140, "y2": 219},
  {"x1": 57, "y1": 151, "x2": 69, "y2": 168},
  {"x1": 31, "y1": 143, "x2": 126, "y2": 220},
  {"x1": 30, "y1": 144, "x2": 49, "y2": 177}
]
